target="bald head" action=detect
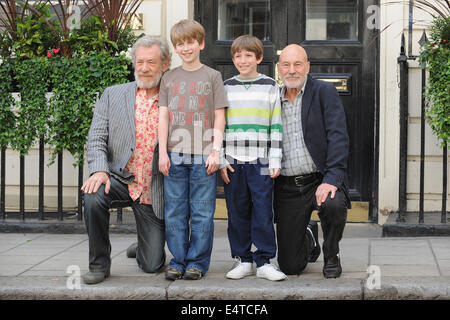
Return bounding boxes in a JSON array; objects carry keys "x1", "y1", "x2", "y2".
[
  {"x1": 279, "y1": 44, "x2": 308, "y2": 63},
  {"x1": 277, "y1": 44, "x2": 310, "y2": 90}
]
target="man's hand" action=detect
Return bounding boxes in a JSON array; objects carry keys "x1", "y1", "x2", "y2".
[
  {"x1": 315, "y1": 183, "x2": 338, "y2": 207},
  {"x1": 81, "y1": 171, "x2": 110, "y2": 194},
  {"x1": 269, "y1": 168, "x2": 281, "y2": 179},
  {"x1": 220, "y1": 165, "x2": 235, "y2": 184},
  {"x1": 159, "y1": 152, "x2": 170, "y2": 176},
  {"x1": 205, "y1": 150, "x2": 220, "y2": 175}
]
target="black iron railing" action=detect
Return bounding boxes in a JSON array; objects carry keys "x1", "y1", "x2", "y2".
[
  {"x1": 0, "y1": 146, "x2": 127, "y2": 224},
  {"x1": 397, "y1": 31, "x2": 448, "y2": 224}
]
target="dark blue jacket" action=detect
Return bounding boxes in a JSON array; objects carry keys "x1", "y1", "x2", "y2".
[{"x1": 300, "y1": 76, "x2": 351, "y2": 208}]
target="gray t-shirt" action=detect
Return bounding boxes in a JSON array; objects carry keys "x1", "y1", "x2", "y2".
[{"x1": 159, "y1": 65, "x2": 228, "y2": 155}]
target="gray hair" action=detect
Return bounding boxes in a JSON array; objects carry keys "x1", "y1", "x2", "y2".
[{"x1": 130, "y1": 35, "x2": 172, "y2": 68}]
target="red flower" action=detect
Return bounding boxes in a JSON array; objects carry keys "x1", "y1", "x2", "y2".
[
  {"x1": 47, "y1": 52, "x2": 52, "y2": 58},
  {"x1": 52, "y1": 48, "x2": 60, "y2": 54}
]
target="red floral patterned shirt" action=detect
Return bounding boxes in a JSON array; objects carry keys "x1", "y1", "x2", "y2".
[{"x1": 125, "y1": 88, "x2": 159, "y2": 204}]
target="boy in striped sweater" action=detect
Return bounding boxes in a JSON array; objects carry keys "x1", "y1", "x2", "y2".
[{"x1": 220, "y1": 35, "x2": 286, "y2": 281}]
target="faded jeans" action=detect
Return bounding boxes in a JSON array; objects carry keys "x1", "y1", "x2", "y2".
[{"x1": 164, "y1": 152, "x2": 217, "y2": 275}]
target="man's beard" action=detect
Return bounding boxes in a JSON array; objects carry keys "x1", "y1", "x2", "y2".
[
  {"x1": 135, "y1": 70, "x2": 163, "y2": 89},
  {"x1": 281, "y1": 73, "x2": 307, "y2": 89}
]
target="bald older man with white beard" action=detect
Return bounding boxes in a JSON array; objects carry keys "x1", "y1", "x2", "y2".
[{"x1": 274, "y1": 44, "x2": 350, "y2": 278}]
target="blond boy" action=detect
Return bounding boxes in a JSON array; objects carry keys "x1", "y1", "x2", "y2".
[{"x1": 158, "y1": 19, "x2": 228, "y2": 280}]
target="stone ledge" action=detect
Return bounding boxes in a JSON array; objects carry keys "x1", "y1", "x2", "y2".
[
  {"x1": 383, "y1": 212, "x2": 450, "y2": 237},
  {"x1": 1, "y1": 276, "x2": 450, "y2": 300},
  {"x1": 0, "y1": 221, "x2": 136, "y2": 234}
]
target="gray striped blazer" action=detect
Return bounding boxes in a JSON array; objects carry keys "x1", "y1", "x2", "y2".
[{"x1": 86, "y1": 81, "x2": 164, "y2": 219}]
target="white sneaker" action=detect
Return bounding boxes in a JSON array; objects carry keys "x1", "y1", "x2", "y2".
[
  {"x1": 226, "y1": 259, "x2": 253, "y2": 279},
  {"x1": 256, "y1": 264, "x2": 287, "y2": 281}
]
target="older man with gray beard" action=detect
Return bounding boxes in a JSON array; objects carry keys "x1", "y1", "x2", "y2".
[
  {"x1": 81, "y1": 36, "x2": 171, "y2": 284},
  {"x1": 274, "y1": 44, "x2": 350, "y2": 279}
]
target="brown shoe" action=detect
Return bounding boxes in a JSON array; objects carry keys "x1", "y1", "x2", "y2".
[
  {"x1": 165, "y1": 267, "x2": 183, "y2": 281},
  {"x1": 183, "y1": 268, "x2": 202, "y2": 280}
]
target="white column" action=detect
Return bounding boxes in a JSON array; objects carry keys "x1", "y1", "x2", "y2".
[
  {"x1": 165, "y1": 0, "x2": 193, "y2": 68},
  {"x1": 378, "y1": 0, "x2": 405, "y2": 224}
]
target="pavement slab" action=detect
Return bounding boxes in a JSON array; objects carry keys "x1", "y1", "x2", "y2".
[{"x1": 1, "y1": 222, "x2": 450, "y2": 300}]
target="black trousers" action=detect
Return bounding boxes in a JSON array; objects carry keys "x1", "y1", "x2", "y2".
[
  {"x1": 274, "y1": 174, "x2": 347, "y2": 275},
  {"x1": 83, "y1": 177, "x2": 166, "y2": 273}
]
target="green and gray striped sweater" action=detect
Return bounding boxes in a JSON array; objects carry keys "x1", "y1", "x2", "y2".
[{"x1": 221, "y1": 74, "x2": 282, "y2": 169}]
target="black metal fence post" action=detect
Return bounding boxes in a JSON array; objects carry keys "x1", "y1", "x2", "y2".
[
  {"x1": 39, "y1": 136, "x2": 45, "y2": 220},
  {"x1": 78, "y1": 162, "x2": 83, "y2": 221},
  {"x1": 20, "y1": 154, "x2": 25, "y2": 221},
  {"x1": 442, "y1": 143, "x2": 448, "y2": 224},
  {"x1": 419, "y1": 56, "x2": 426, "y2": 224},
  {"x1": 398, "y1": 33, "x2": 408, "y2": 222},
  {"x1": 418, "y1": 30, "x2": 428, "y2": 224},
  {"x1": 58, "y1": 152, "x2": 63, "y2": 221},
  {"x1": 1, "y1": 147, "x2": 5, "y2": 220}
]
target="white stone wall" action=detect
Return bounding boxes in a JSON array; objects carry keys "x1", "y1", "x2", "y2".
[{"x1": 135, "y1": 0, "x2": 194, "y2": 68}]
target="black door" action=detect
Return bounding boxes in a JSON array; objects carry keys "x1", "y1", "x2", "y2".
[{"x1": 195, "y1": 0, "x2": 379, "y2": 221}]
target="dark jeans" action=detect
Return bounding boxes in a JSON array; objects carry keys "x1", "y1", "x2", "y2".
[
  {"x1": 224, "y1": 159, "x2": 276, "y2": 267},
  {"x1": 83, "y1": 176, "x2": 166, "y2": 273},
  {"x1": 274, "y1": 174, "x2": 347, "y2": 275}
]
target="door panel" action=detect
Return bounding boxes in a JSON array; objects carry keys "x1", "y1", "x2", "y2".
[
  {"x1": 310, "y1": 63, "x2": 362, "y2": 199},
  {"x1": 195, "y1": 0, "x2": 378, "y2": 220},
  {"x1": 196, "y1": 0, "x2": 286, "y2": 79}
]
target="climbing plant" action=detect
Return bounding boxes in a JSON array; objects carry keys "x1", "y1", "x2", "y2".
[{"x1": 419, "y1": 16, "x2": 450, "y2": 147}]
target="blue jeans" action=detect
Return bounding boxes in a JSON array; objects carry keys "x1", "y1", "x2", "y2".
[{"x1": 164, "y1": 152, "x2": 217, "y2": 275}]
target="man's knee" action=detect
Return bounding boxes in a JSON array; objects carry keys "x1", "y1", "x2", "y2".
[
  {"x1": 320, "y1": 191, "x2": 347, "y2": 220},
  {"x1": 138, "y1": 252, "x2": 166, "y2": 273},
  {"x1": 140, "y1": 262, "x2": 164, "y2": 273},
  {"x1": 83, "y1": 185, "x2": 109, "y2": 214},
  {"x1": 279, "y1": 259, "x2": 308, "y2": 275}
]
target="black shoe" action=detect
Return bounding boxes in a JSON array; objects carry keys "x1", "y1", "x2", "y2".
[
  {"x1": 307, "y1": 221, "x2": 321, "y2": 263},
  {"x1": 165, "y1": 267, "x2": 183, "y2": 281},
  {"x1": 82, "y1": 269, "x2": 110, "y2": 285},
  {"x1": 182, "y1": 268, "x2": 202, "y2": 280},
  {"x1": 126, "y1": 242, "x2": 138, "y2": 258},
  {"x1": 323, "y1": 255, "x2": 342, "y2": 278}
]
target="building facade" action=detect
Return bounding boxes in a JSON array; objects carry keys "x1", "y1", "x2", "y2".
[{"x1": 2, "y1": 0, "x2": 448, "y2": 225}]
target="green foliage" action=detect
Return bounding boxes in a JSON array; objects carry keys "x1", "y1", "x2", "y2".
[
  {"x1": 70, "y1": 15, "x2": 119, "y2": 55},
  {"x1": 0, "y1": 31, "x2": 13, "y2": 58},
  {"x1": 47, "y1": 52, "x2": 131, "y2": 167},
  {"x1": 430, "y1": 15, "x2": 450, "y2": 45},
  {"x1": 2, "y1": 1, "x2": 138, "y2": 163},
  {"x1": 11, "y1": 57, "x2": 50, "y2": 155},
  {"x1": 70, "y1": 15, "x2": 138, "y2": 56},
  {"x1": 0, "y1": 59, "x2": 16, "y2": 149},
  {"x1": 13, "y1": 2, "x2": 59, "y2": 59},
  {"x1": 420, "y1": 16, "x2": 450, "y2": 147},
  {"x1": 116, "y1": 25, "x2": 140, "y2": 54},
  {"x1": 88, "y1": 51, "x2": 132, "y2": 91}
]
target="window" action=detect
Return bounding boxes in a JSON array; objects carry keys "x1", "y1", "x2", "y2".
[
  {"x1": 218, "y1": 0, "x2": 270, "y2": 41},
  {"x1": 305, "y1": 0, "x2": 358, "y2": 41}
]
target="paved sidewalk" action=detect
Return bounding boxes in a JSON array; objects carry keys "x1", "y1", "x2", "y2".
[{"x1": 0, "y1": 221, "x2": 450, "y2": 300}]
